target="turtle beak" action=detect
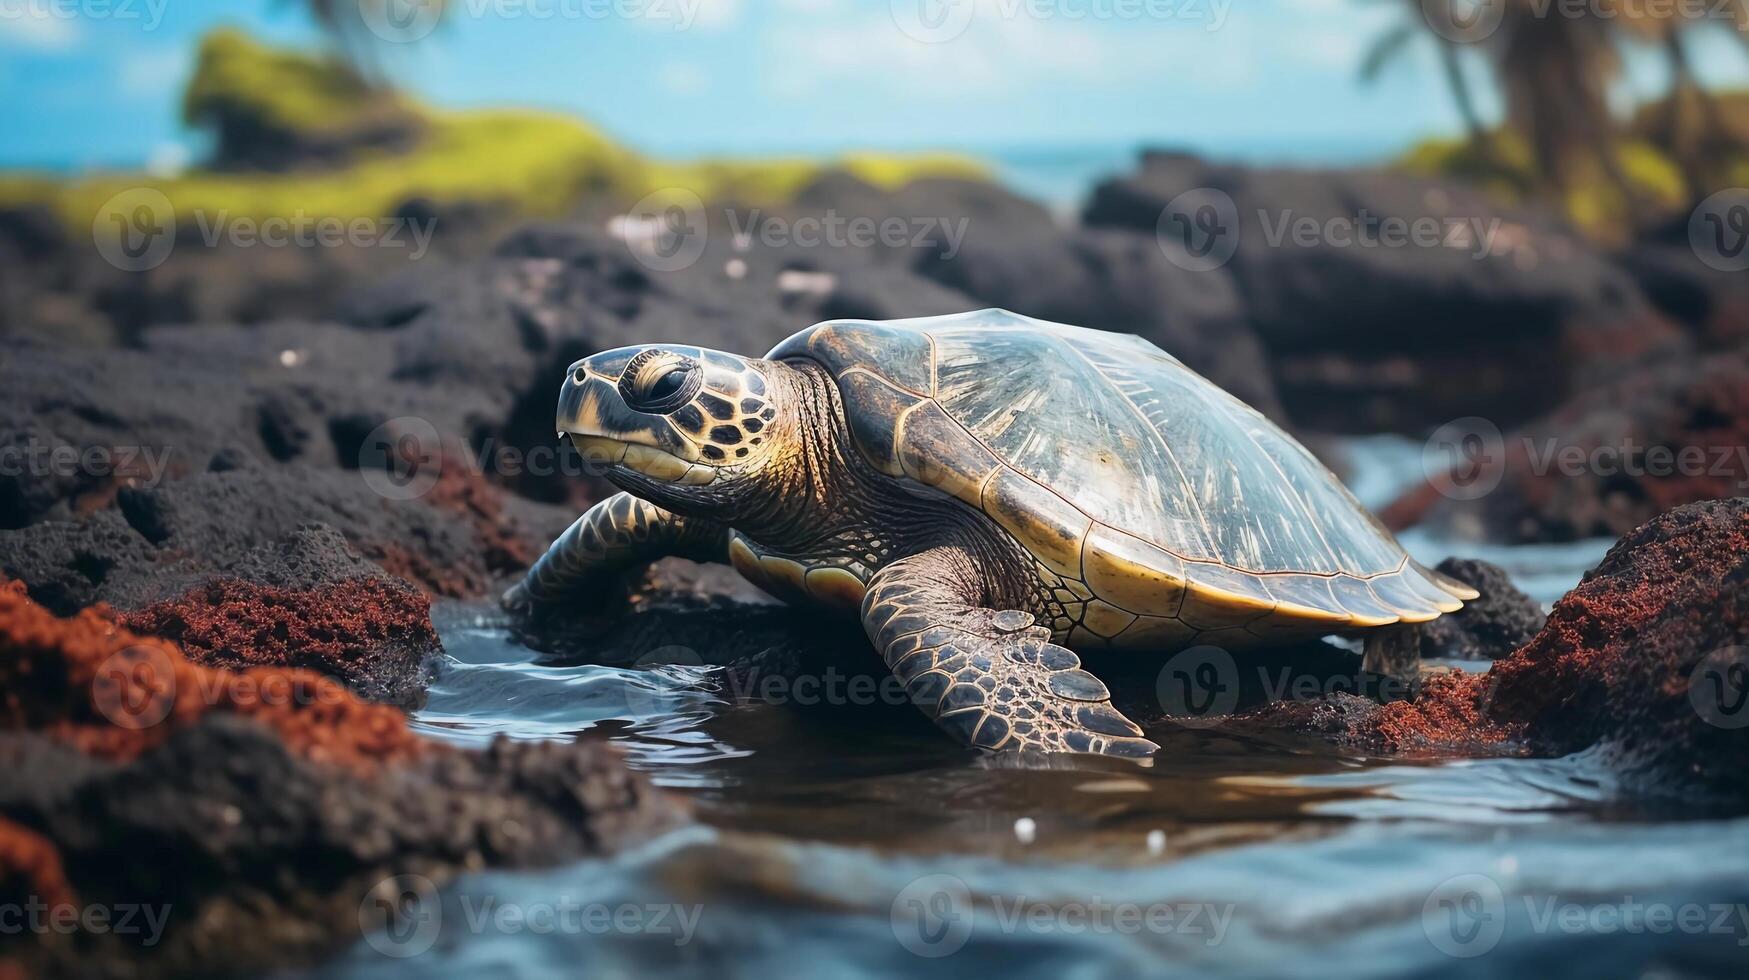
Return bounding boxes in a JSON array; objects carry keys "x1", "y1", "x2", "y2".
[{"x1": 558, "y1": 356, "x2": 712, "y2": 484}]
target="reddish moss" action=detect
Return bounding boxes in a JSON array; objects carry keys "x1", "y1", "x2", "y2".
[
  {"x1": 1251, "y1": 501, "x2": 1749, "y2": 796},
  {"x1": 121, "y1": 577, "x2": 435, "y2": 679},
  {"x1": 0, "y1": 578, "x2": 431, "y2": 773},
  {"x1": 1485, "y1": 500, "x2": 1749, "y2": 766},
  {"x1": 424, "y1": 449, "x2": 535, "y2": 576},
  {"x1": 360, "y1": 540, "x2": 482, "y2": 599},
  {"x1": 1363, "y1": 671, "x2": 1511, "y2": 751}
]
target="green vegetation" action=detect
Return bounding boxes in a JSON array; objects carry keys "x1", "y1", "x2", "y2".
[
  {"x1": 1399, "y1": 129, "x2": 1694, "y2": 242},
  {"x1": 2, "y1": 28, "x2": 986, "y2": 242},
  {"x1": 1399, "y1": 90, "x2": 1749, "y2": 241},
  {"x1": 182, "y1": 29, "x2": 413, "y2": 139}
]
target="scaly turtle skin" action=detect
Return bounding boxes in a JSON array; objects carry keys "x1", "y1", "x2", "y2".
[{"x1": 505, "y1": 310, "x2": 1477, "y2": 758}]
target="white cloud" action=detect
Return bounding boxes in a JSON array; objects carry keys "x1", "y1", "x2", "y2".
[
  {"x1": 659, "y1": 59, "x2": 709, "y2": 95},
  {"x1": 764, "y1": 0, "x2": 1249, "y2": 101},
  {"x1": 0, "y1": 7, "x2": 83, "y2": 50},
  {"x1": 116, "y1": 46, "x2": 191, "y2": 97}
]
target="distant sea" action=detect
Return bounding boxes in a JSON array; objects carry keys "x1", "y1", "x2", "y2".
[{"x1": 981, "y1": 134, "x2": 1418, "y2": 209}]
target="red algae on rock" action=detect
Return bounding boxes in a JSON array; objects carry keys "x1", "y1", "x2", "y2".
[
  {"x1": 0, "y1": 577, "x2": 430, "y2": 774},
  {"x1": 1250, "y1": 499, "x2": 1749, "y2": 797},
  {"x1": 424, "y1": 448, "x2": 538, "y2": 576},
  {"x1": 121, "y1": 576, "x2": 437, "y2": 704}
]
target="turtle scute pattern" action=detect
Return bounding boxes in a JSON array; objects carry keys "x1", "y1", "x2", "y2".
[
  {"x1": 769, "y1": 310, "x2": 1478, "y2": 649},
  {"x1": 860, "y1": 558, "x2": 1156, "y2": 756}
]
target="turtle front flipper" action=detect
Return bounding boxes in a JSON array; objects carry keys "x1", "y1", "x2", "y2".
[
  {"x1": 504, "y1": 492, "x2": 729, "y2": 613},
  {"x1": 861, "y1": 548, "x2": 1158, "y2": 758}
]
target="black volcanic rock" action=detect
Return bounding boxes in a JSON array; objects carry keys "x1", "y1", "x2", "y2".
[
  {"x1": 1083, "y1": 152, "x2": 1687, "y2": 433},
  {"x1": 1418, "y1": 557, "x2": 1545, "y2": 660}
]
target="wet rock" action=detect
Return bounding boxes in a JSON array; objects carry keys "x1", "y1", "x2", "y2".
[
  {"x1": 1482, "y1": 498, "x2": 1749, "y2": 797},
  {"x1": 1391, "y1": 348, "x2": 1749, "y2": 543},
  {"x1": 1417, "y1": 557, "x2": 1545, "y2": 660},
  {"x1": 1083, "y1": 151, "x2": 1685, "y2": 433},
  {"x1": 1247, "y1": 500, "x2": 1749, "y2": 800},
  {"x1": 0, "y1": 583, "x2": 685, "y2": 977},
  {"x1": 913, "y1": 226, "x2": 1285, "y2": 421}
]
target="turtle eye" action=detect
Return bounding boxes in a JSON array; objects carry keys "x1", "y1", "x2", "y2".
[
  {"x1": 620, "y1": 354, "x2": 700, "y2": 414},
  {"x1": 646, "y1": 368, "x2": 688, "y2": 402}
]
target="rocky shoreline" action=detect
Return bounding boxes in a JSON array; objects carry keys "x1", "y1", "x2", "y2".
[{"x1": 4, "y1": 139, "x2": 1749, "y2": 973}]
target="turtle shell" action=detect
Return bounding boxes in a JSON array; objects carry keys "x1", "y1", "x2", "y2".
[{"x1": 767, "y1": 309, "x2": 1476, "y2": 648}]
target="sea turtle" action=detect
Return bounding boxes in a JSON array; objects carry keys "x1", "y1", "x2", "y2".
[{"x1": 505, "y1": 309, "x2": 1477, "y2": 757}]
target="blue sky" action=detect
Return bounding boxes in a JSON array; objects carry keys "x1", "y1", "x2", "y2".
[{"x1": 4, "y1": 0, "x2": 1748, "y2": 173}]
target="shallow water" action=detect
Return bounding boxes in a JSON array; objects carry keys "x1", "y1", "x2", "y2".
[{"x1": 325, "y1": 440, "x2": 1749, "y2": 978}]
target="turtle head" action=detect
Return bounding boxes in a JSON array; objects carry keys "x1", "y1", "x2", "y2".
[{"x1": 557, "y1": 344, "x2": 784, "y2": 504}]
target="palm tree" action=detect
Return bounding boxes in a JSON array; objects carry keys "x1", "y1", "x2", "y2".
[{"x1": 1365, "y1": 0, "x2": 1748, "y2": 216}]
